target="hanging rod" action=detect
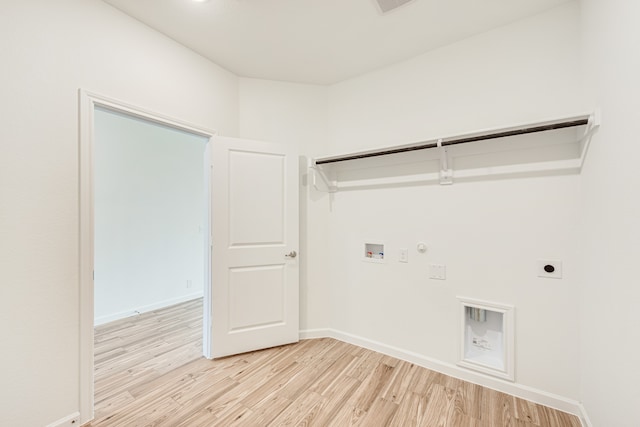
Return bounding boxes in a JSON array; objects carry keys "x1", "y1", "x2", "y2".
[{"x1": 314, "y1": 115, "x2": 590, "y2": 165}]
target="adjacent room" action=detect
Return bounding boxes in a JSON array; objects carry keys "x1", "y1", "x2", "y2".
[
  {"x1": 93, "y1": 107, "x2": 207, "y2": 327},
  {"x1": 1, "y1": 0, "x2": 639, "y2": 426}
]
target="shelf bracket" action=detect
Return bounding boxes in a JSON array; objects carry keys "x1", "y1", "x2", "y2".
[
  {"x1": 309, "y1": 160, "x2": 337, "y2": 193},
  {"x1": 438, "y1": 139, "x2": 453, "y2": 185},
  {"x1": 577, "y1": 109, "x2": 602, "y2": 170}
]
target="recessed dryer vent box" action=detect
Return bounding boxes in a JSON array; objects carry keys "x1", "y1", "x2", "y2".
[
  {"x1": 364, "y1": 242, "x2": 385, "y2": 263},
  {"x1": 538, "y1": 260, "x2": 562, "y2": 279},
  {"x1": 458, "y1": 297, "x2": 515, "y2": 381}
]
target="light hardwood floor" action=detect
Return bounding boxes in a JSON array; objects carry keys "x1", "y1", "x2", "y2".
[{"x1": 90, "y1": 299, "x2": 580, "y2": 427}]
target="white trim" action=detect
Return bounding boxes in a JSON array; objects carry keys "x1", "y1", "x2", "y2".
[
  {"x1": 577, "y1": 402, "x2": 593, "y2": 427},
  {"x1": 78, "y1": 89, "x2": 216, "y2": 425},
  {"x1": 82, "y1": 91, "x2": 215, "y2": 138},
  {"x1": 45, "y1": 412, "x2": 80, "y2": 427},
  {"x1": 94, "y1": 292, "x2": 204, "y2": 326},
  {"x1": 299, "y1": 328, "x2": 583, "y2": 418},
  {"x1": 299, "y1": 328, "x2": 331, "y2": 339},
  {"x1": 202, "y1": 141, "x2": 213, "y2": 359},
  {"x1": 457, "y1": 297, "x2": 515, "y2": 381}
]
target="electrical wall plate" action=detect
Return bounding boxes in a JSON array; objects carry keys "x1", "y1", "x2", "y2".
[
  {"x1": 538, "y1": 260, "x2": 562, "y2": 279},
  {"x1": 429, "y1": 264, "x2": 446, "y2": 280}
]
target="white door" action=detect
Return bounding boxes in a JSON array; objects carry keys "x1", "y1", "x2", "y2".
[{"x1": 210, "y1": 136, "x2": 299, "y2": 358}]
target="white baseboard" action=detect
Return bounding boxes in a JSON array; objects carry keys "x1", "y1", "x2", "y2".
[
  {"x1": 94, "y1": 292, "x2": 203, "y2": 326},
  {"x1": 299, "y1": 328, "x2": 586, "y2": 421},
  {"x1": 45, "y1": 412, "x2": 80, "y2": 427},
  {"x1": 299, "y1": 328, "x2": 331, "y2": 339}
]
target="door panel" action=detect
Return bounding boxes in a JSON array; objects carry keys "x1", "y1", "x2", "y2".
[
  {"x1": 229, "y1": 264, "x2": 285, "y2": 332},
  {"x1": 229, "y1": 150, "x2": 285, "y2": 246},
  {"x1": 211, "y1": 136, "x2": 299, "y2": 358}
]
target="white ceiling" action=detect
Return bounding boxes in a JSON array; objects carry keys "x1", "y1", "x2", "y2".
[{"x1": 102, "y1": 0, "x2": 573, "y2": 85}]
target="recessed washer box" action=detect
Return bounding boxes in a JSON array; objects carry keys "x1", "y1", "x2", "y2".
[{"x1": 363, "y1": 242, "x2": 385, "y2": 263}]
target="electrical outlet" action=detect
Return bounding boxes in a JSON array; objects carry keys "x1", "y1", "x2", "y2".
[
  {"x1": 186, "y1": 279, "x2": 193, "y2": 288},
  {"x1": 538, "y1": 260, "x2": 562, "y2": 279},
  {"x1": 399, "y1": 248, "x2": 408, "y2": 263},
  {"x1": 429, "y1": 264, "x2": 446, "y2": 280}
]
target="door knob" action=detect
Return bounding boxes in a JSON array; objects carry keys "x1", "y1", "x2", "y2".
[{"x1": 285, "y1": 250, "x2": 297, "y2": 258}]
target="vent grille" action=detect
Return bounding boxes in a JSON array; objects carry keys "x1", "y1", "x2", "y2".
[{"x1": 374, "y1": 0, "x2": 415, "y2": 14}]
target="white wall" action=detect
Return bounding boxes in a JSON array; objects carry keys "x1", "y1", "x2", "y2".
[
  {"x1": 94, "y1": 108, "x2": 206, "y2": 325},
  {"x1": 324, "y1": 1, "x2": 587, "y2": 401},
  {"x1": 0, "y1": 1, "x2": 238, "y2": 425},
  {"x1": 328, "y1": 2, "x2": 586, "y2": 151},
  {"x1": 238, "y1": 78, "x2": 330, "y2": 331},
  {"x1": 579, "y1": 0, "x2": 640, "y2": 425}
]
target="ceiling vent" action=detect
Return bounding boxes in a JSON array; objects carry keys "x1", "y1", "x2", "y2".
[{"x1": 374, "y1": 0, "x2": 416, "y2": 14}]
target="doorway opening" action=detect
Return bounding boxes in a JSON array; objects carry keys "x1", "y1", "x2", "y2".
[
  {"x1": 79, "y1": 91, "x2": 215, "y2": 424},
  {"x1": 93, "y1": 106, "x2": 207, "y2": 326}
]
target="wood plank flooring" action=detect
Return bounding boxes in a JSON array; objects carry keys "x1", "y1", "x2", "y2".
[{"x1": 89, "y1": 299, "x2": 581, "y2": 427}]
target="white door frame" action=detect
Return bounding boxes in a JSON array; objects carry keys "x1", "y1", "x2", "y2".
[{"x1": 78, "y1": 90, "x2": 216, "y2": 424}]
